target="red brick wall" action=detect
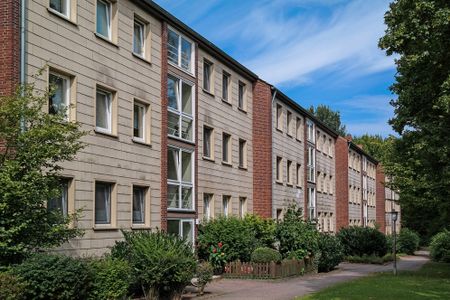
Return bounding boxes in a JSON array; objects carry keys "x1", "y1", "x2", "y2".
[
  {"x1": 252, "y1": 80, "x2": 273, "y2": 218},
  {"x1": 335, "y1": 136, "x2": 349, "y2": 230},
  {"x1": 160, "y1": 21, "x2": 168, "y2": 231},
  {"x1": 376, "y1": 164, "x2": 386, "y2": 233},
  {"x1": 0, "y1": 0, "x2": 20, "y2": 96}
]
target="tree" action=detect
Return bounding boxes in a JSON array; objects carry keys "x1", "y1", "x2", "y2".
[
  {"x1": 379, "y1": 0, "x2": 450, "y2": 241},
  {"x1": 309, "y1": 105, "x2": 347, "y2": 136},
  {"x1": 352, "y1": 134, "x2": 396, "y2": 163},
  {"x1": 0, "y1": 77, "x2": 85, "y2": 264}
]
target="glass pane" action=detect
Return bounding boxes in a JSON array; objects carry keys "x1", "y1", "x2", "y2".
[
  {"x1": 95, "y1": 182, "x2": 111, "y2": 224},
  {"x1": 203, "y1": 128, "x2": 211, "y2": 158},
  {"x1": 222, "y1": 197, "x2": 228, "y2": 216},
  {"x1": 133, "y1": 187, "x2": 145, "y2": 224},
  {"x1": 48, "y1": 180, "x2": 68, "y2": 217},
  {"x1": 133, "y1": 104, "x2": 144, "y2": 139},
  {"x1": 168, "y1": 185, "x2": 179, "y2": 208},
  {"x1": 181, "y1": 151, "x2": 192, "y2": 182},
  {"x1": 181, "y1": 187, "x2": 192, "y2": 209},
  {"x1": 50, "y1": 0, "x2": 67, "y2": 15},
  {"x1": 167, "y1": 77, "x2": 178, "y2": 110},
  {"x1": 181, "y1": 117, "x2": 193, "y2": 141},
  {"x1": 96, "y1": 91, "x2": 111, "y2": 131},
  {"x1": 167, "y1": 220, "x2": 180, "y2": 236},
  {"x1": 222, "y1": 135, "x2": 229, "y2": 161},
  {"x1": 182, "y1": 221, "x2": 193, "y2": 243},
  {"x1": 222, "y1": 74, "x2": 228, "y2": 100},
  {"x1": 168, "y1": 111, "x2": 180, "y2": 137},
  {"x1": 181, "y1": 38, "x2": 192, "y2": 71},
  {"x1": 239, "y1": 141, "x2": 244, "y2": 167},
  {"x1": 181, "y1": 82, "x2": 192, "y2": 114},
  {"x1": 203, "y1": 195, "x2": 210, "y2": 218},
  {"x1": 96, "y1": 0, "x2": 110, "y2": 38},
  {"x1": 49, "y1": 74, "x2": 67, "y2": 115},
  {"x1": 133, "y1": 21, "x2": 144, "y2": 56},
  {"x1": 203, "y1": 62, "x2": 210, "y2": 91},
  {"x1": 167, "y1": 148, "x2": 179, "y2": 181},
  {"x1": 168, "y1": 30, "x2": 179, "y2": 65},
  {"x1": 238, "y1": 83, "x2": 244, "y2": 108}
]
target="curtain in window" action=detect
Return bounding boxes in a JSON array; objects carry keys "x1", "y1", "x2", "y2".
[
  {"x1": 133, "y1": 188, "x2": 145, "y2": 224},
  {"x1": 133, "y1": 22, "x2": 144, "y2": 55},
  {"x1": 96, "y1": 91, "x2": 111, "y2": 131},
  {"x1": 96, "y1": 0, "x2": 110, "y2": 38},
  {"x1": 95, "y1": 183, "x2": 111, "y2": 224}
]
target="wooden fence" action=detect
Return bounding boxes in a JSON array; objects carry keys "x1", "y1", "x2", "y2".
[{"x1": 224, "y1": 257, "x2": 315, "y2": 279}]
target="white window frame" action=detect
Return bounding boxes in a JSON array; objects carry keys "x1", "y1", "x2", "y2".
[
  {"x1": 238, "y1": 81, "x2": 246, "y2": 110},
  {"x1": 133, "y1": 18, "x2": 145, "y2": 57},
  {"x1": 296, "y1": 163, "x2": 302, "y2": 187},
  {"x1": 96, "y1": 0, "x2": 112, "y2": 40},
  {"x1": 49, "y1": 0, "x2": 70, "y2": 19},
  {"x1": 132, "y1": 186, "x2": 147, "y2": 225},
  {"x1": 168, "y1": 147, "x2": 195, "y2": 211},
  {"x1": 306, "y1": 119, "x2": 315, "y2": 143},
  {"x1": 222, "y1": 71, "x2": 230, "y2": 101},
  {"x1": 276, "y1": 156, "x2": 283, "y2": 182},
  {"x1": 239, "y1": 139, "x2": 247, "y2": 168},
  {"x1": 167, "y1": 75, "x2": 195, "y2": 142},
  {"x1": 239, "y1": 197, "x2": 246, "y2": 219},
  {"x1": 167, "y1": 27, "x2": 195, "y2": 74},
  {"x1": 286, "y1": 111, "x2": 293, "y2": 136},
  {"x1": 222, "y1": 195, "x2": 231, "y2": 217},
  {"x1": 203, "y1": 126, "x2": 214, "y2": 159},
  {"x1": 203, "y1": 193, "x2": 213, "y2": 221},
  {"x1": 222, "y1": 132, "x2": 232, "y2": 164},
  {"x1": 307, "y1": 146, "x2": 315, "y2": 183},
  {"x1": 48, "y1": 71, "x2": 70, "y2": 120},
  {"x1": 94, "y1": 181, "x2": 113, "y2": 225},
  {"x1": 167, "y1": 218, "x2": 195, "y2": 245},
  {"x1": 296, "y1": 117, "x2": 302, "y2": 140},
  {"x1": 95, "y1": 88, "x2": 113, "y2": 134},
  {"x1": 203, "y1": 59, "x2": 213, "y2": 92},
  {"x1": 308, "y1": 187, "x2": 316, "y2": 220},
  {"x1": 276, "y1": 104, "x2": 283, "y2": 131},
  {"x1": 287, "y1": 160, "x2": 293, "y2": 184},
  {"x1": 133, "y1": 101, "x2": 147, "y2": 142}
]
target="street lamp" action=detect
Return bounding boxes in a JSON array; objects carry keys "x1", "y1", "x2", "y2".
[{"x1": 391, "y1": 210, "x2": 399, "y2": 275}]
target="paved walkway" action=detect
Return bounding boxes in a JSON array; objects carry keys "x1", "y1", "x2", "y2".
[{"x1": 184, "y1": 252, "x2": 429, "y2": 300}]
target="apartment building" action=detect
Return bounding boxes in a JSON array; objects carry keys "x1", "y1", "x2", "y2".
[
  {"x1": 0, "y1": 0, "x2": 400, "y2": 255},
  {"x1": 384, "y1": 177, "x2": 401, "y2": 235}
]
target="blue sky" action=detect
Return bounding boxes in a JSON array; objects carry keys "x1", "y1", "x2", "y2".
[{"x1": 154, "y1": 0, "x2": 397, "y2": 137}]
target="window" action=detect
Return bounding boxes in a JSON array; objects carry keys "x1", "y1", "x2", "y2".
[
  {"x1": 222, "y1": 72, "x2": 230, "y2": 101},
  {"x1": 49, "y1": 72, "x2": 70, "y2": 120},
  {"x1": 203, "y1": 126, "x2": 213, "y2": 159},
  {"x1": 276, "y1": 156, "x2": 283, "y2": 182},
  {"x1": 238, "y1": 81, "x2": 246, "y2": 110},
  {"x1": 168, "y1": 219, "x2": 194, "y2": 244},
  {"x1": 322, "y1": 135, "x2": 327, "y2": 154},
  {"x1": 308, "y1": 187, "x2": 316, "y2": 220},
  {"x1": 49, "y1": 0, "x2": 70, "y2": 18},
  {"x1": 133, "y1": 18, "x2": 145, "y2": 57},
  {"x1": 168, "y1": 28, "x2": 193, "y2": 73},
  {"x1": 168, "y1": 147, "x2": 193, "y2": 210},
  {"x1": 296, "y1": 163, "x2": 302, "y2": 186},
  {"x1": 133, "y1": 100, "x2": 149, "y2": 143},
  {"x1": 328, "y1": 139, "x2": 333, "y2": 157},
  {"x1": 96, "y1": 0, "x2": 112, "y2": 40},
  {"x1": 95, "y1": 182, "x2": 113, "y2": 225},
  {"x1": 329, "y1": 175, "x2": 334, "y2": 194},
  {"x1": 203, "y1": 194, "x2": 213, "y2": 220},
  {"x1": 306, "y1": 119, "x2": 315, "y2": 143},
  {"x1": 222, "y1": 195, "x2": 231, "y2": 217},
  {"x1": 132, "y1": 186, "x2": 147, "y2": 224},
  {"x1": 239, "y1": 197, "x2": 246, "y2": 218},
  {"x1": 48, "y1": 179, "x2": 70, "y2": 217},
  {"x1": 167, "y1": 76, "x2": 194, "y2": 141},
  {"x1": 239, "y1": 139, "x2": 247, "y2": 168},
  {"x1": 307, "y1": 146, "x2": 315, "y2": 182},
  {"x1": 296, "y1": 117, "x2": 302, "y2": 140},
  {"x1": 276, "y1": 104, "x2": 283, "y2": 131},
  {"x1": 276, "y1": 209, "x2": 283, "y2": 221},
  {"x1": 96, "y1": 88, "x2": 113, "y2": 134},
  {"x1": 287, "y1": 111, "x2": 293, "y2": 136},
  {"x1": 287, "y1": 160, "x2": 293, "y2": 184},
  {"x1": 203, "y1": 59, "x2": 213, "y2": 92},
  {"x1": 222, "y1": 133, "x2": 231, "y2": 163}
]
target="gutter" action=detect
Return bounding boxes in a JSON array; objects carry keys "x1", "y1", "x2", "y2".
[{"x1": 20, "y1": 0, "x2": 26, "y2": 131}]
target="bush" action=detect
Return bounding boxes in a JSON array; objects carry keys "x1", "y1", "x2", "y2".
[
  {"x1": 198, "y1": 216, "x2": 258, "y2": 262},
  {"x1": 251, "y1": 247, "x2": 282, "y2": 263},
  {"x1": 88, "y1": 257, "x2": 131, "y2": 300},
  {"x1": 398, "y1": 228, "x2": 420, "y2": 255},
  {"x1": 0, "y1": 272, "x2": 26, "y2": 300},
  {"x1": 243, "y1": 214, "x2": 276, "y2": 248},
  {"x1": 111, "y1": 230, "x2": 197, "y2": 299},
  {"x1": 195, "y1": 262, "x2": 214, "y2": 296},
  {"x1": 275, "y1": 205, "x2": 320, "y2": 259},
  {"x1": 318, "y1": 234, "x2": 344, "y2": 272},
  {"x1": 337, "y1": 226, "x2": 388, "y2": 257},
  {"x1": 13, "y1": 253, "x2": 90, "y2": 300},
  {"x1": 430, "y1": 230, "x2": 450, "y2": 263}
]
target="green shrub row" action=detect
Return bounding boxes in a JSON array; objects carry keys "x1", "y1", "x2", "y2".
[
  {"x1": 337, "y1": 226, "x2": 388, "y2": 257},
  {"x1": 386, "y1": 228, "x2": 420, "y2": 255},
  {"x1": 430, "y1": 229, "x2": 450, "y2": 263},
  {"x1": 345, "y1": 253, "x2": 395, "y2": 264}
]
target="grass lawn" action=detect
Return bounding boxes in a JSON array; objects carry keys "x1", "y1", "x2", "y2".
[{"x1": 298, "y1": 262, "x2": 450, "y2": 300}]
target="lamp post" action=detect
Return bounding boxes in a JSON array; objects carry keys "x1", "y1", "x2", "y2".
[{"x1": 391, "y1": 210, "x2": 399, "y2": 275}]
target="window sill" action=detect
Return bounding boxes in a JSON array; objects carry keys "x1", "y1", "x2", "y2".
[
  {"x1": 286, "y1": 133, "x2": 293, "y2": 138},
  {"x1": 95, "y1": 129, "x2": 118, "y2": 139},
  {"x1": 168, "y1": 61, "x2": 195, "y2": 78},
  {"x1": 275, "y1": 180, "x2": 284, "y2": 185},
  {"x1": 167, "y1": 208, "x2": 196, "y2": 213},
  {"x1": 286, "y1": 183, "x2": 294, "y2": 187},
  {"x1": 132, "y1": 138, "x2": 152, "y2": 148},
  {"x1": 131, "y1": 224, "x2": 151, "y2": 230},
  {"x1": 47, "y1": 7, "x2": 77, "y2": 26},
  {"x1": 296, "y1": 138, "x2": 302, "y2": 143},
  {"x1": 168, "y1": 135, "x2": 195, "y2": 146},
  {"x1": 238, "y1": 107, "x2": 247, "y2": 114},
  {"x1": 221, "y1": 98, "x2": 232, "y2": 107},
  {"x1": 296, "y1": 185, "x2": 302, "y2": 189},
  {"x1": 222, "y1": 161, "x2": 232, "y2": 167},
  {"x1": 275, "y1": 127, "x2": 283, "y2": 133},
  {"x1": 93, "y1": 226, "x2": 118, "y2": 231},
  {"x1": 203, "y1": 156, "x2": 215, "y2": 162},
  {"x1": 94, "y1": 33, "x2": 119, "y2": 48},
  {"x1": 202, "y1": 88, "x2": 215, "y2": 97},
  {"x1": 238, "y1": 165, "x2": 248, "y2": 171},
  {"x1": 132, "y1": 52, "x2": 152, "y2": 65}
]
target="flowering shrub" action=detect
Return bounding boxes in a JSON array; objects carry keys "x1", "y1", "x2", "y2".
[{"x1": 209, "y1": 242, "x2": 227, "y2": 273}]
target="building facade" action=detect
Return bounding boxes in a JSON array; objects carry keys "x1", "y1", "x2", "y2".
[{"x1": 0, "y1": 0, "x2": 399, "y2": 255}]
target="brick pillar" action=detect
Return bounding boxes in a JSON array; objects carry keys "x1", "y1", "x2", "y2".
[
  {"x1": 0, "y1": 0, "x2": 20, "y2": 96},
  {"x1": 376, "y1": 164, "x2": 386, "y2": 233},
  {"x1": 252, "y1": 80, "x2": 273, "y2": 218},
  {"x1": 335, "y1": 136, "x2": 349, "y2": 231},
  {"x1": 160, "y1": 21, "x2": 168, "y2": 231}
]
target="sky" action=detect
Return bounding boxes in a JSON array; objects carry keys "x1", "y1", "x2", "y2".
[{"x1": 154, "y1": 0, "x2": 397, "y2": 137}]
